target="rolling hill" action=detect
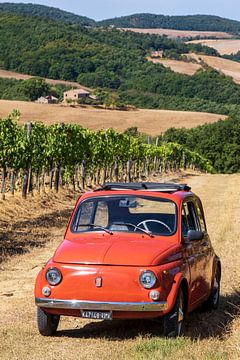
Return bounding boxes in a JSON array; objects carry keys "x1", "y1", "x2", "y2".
[
  {"x1": 0, "y1": 8, "x2": 240, "y2": 116},
  {"x1": 99, "y1": 14, "x2": 240, "y2": 34},
  {"x1": 0, "y1": 2, "x2": 96, "y2": 26},
  {"x1": 1, "y1": 3, "x2": 240, "y2": 35}
]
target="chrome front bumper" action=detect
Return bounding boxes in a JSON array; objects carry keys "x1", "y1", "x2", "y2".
[{"x1": 35, "y1": 298, "x2": 168, "y2": 312}]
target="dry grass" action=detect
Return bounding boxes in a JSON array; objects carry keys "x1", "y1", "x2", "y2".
[
  {"x1": 0, "y1": 100, "x2": 226, "y2": 136},
  {"x1": 147, "y1": 57, "x2": 202, "y2": 75},
  {"x1": 148, "y1": 53, "x2": 240, "y2": 84},
  {"x1": 121, "y1": 28, "x2": 233, "y2": 39},
  {"x1": 186, "y1": 39, "x2": 240, "y2": 55},
  {"x1": 0, "y1": 173, "x2": 240, "y2": 359},
  {"x1": 0, "y1": 68, "x2": 89, "y2": 90},
  {"x1": 186, "y1": 53, "x2": 240, "y2": 84}
]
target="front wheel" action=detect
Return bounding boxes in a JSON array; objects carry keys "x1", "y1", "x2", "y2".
[
  {"x1": 163, "y1": 288, "x2": 185, "y2": 337},
  {"x1": 37, "y1": 307, "x2": 60, "y2": 336}
]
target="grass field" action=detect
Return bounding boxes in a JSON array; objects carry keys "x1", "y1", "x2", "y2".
[
  {"x1": 187, "y1": 54, "x2": 240, "y2": 85},
  {"x1": 148, "y1": 57, "x2": 202, "y2": 75},
  {"x1": 0, "y1": 100, "x2": 226, "y2": 136},
  {"x1": 121, "y1": 28, "x2": 233, "y2": 39},
  {"x1": 0, "y1": 172, "x2": 239, "y2": 359},
  {"x1": 149, "y1": 53, "x2": 240, "y2": 85},
  {"x1": 186, "y1": 39, "x2": 240, "y2": 55}
]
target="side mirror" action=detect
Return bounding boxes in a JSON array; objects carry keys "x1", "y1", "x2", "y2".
[{"x1": 187, "y1": 230, "x2": 204, "y2": 241}]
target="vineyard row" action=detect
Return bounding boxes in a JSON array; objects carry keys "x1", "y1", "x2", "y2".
[{"x1": 0, "y1": 111, "x2": 213, "y2": 199}]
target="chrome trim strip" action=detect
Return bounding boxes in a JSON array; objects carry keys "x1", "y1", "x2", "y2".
[{"x1": 35, "y1": 298, "x2": 168, "y2": 312}]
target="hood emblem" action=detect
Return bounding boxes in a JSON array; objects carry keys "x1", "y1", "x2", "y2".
[{"x1": 95, "y1": 277, "x2": 102, "y2": 287}]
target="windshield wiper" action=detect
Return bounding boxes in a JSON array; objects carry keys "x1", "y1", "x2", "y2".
[
  {"x1": 77, "y1": 224, "x2": 113, "y2": 235},
  {"x1": 113, "y1": 222, "x2": 154, "y2": 238}
]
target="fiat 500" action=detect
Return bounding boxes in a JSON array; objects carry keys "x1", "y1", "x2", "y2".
[{"x1": 35, "y1": 182, "x2": 221, "y2": 337}]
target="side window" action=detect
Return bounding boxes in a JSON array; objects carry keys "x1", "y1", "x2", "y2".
[
  {"x1": 195, "y1": 201, "x2": 206, "y2": 232},
  {"x1": 182, "y1": 204, "x2": 189, "y2": 237},
  {"x1": 182, "y1": 201, "x2": 201, "y2": 236},
  {"x1": 94, "y1": 201, "x2": 109, "y2": 227},
  {"x1": 75, "y1": 201, "x2": 94, "y2": 231}
]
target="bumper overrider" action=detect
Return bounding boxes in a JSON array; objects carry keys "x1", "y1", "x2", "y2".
[{"x1": 35, "y1": 298, "x2": 168, "y2": 312}]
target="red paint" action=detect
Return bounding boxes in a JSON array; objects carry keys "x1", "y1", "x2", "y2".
[{"x1": 35, "y1": 186, "x2": 220, "y2": 321}]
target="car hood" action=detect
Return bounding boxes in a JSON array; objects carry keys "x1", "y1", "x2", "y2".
[{"x1": 53, "y1": 233, "x2": 179, "y2": 266}]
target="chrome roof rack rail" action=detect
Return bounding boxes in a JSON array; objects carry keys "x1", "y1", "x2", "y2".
[{"x1": 95, "y1": 182, "x2": 191, "y2": 192}]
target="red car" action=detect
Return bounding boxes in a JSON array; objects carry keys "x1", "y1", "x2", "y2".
[{"x1": 35, "y1": 182, "x2": 221, "y2": 337}]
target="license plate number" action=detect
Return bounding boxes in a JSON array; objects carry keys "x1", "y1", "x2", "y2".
[{"x1": 81, "y1": 310, "x2": 112, "y2": 320}]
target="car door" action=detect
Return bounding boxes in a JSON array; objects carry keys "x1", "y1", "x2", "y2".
[
  {"x1": 181, "y1": 199, "x2": 209, "y2": 307},
  {"x1": 194, "y1": 198, "x2": 214, "y2": 295}
]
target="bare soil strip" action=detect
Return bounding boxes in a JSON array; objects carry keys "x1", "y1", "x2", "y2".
[
  {"x1": 0, "y1": 173, "x2": 239, "y2": 359},
  {"x1": 0, "y1": 100, "x2": 226, "y2": 136}
]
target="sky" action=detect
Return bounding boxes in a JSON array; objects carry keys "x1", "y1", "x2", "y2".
[{"x1": 1, "y1": 0, "x2": 240, "y2": 21}]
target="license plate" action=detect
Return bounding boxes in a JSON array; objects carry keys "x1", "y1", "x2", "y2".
[{"x1": 81, "y1": 310, "x2": 112, "y2": 320}]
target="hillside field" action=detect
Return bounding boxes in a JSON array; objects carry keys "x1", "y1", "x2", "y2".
[
  {"x1": 121, "y1": 28, "x2": 233, "y2": 39},
  {"x1": 0, "y1": 100, "x2": 226, "y2": 135},
  {"x1": 149, "y1": 54, "x2": 240, "y2": 84},
  {"x1": 148, "y1": 57, "x2": 202, "y2": 75},
  {"x1": 0, "y1": 173, "x2": 239, "y2": 359},
  {"x1": 187, "y1": 54, "x2": 240, "y2": 84},
  {"x1": 187, "y1": 39, "x2": 240, "y2": 55}
]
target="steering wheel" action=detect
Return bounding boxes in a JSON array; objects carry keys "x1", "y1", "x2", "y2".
[{"x1": 136, "y1": 219, "x2": 172, "y2": 233}]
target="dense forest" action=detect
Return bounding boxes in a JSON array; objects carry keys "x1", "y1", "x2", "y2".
[
  {"x1": 1, "y1": 12, "x2": 240, "y2": 114},
  {"x1": 161, "y1": 116, "x2": 240, "y2": 173},
  {"x1": 0, "y1": 3, "x2": 95, "y2": 26},
  {"x1": 99, "y1": 14, "x2": 240, "y2": 33}
]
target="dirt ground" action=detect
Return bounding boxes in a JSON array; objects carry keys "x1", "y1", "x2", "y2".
[
  {"x1": 187, "y1": 39, "x2": 240, "y2": 55},
  {"x1": 0, "y1": 100, "x2": 226, "y2": 136},
  {"x1": 121, "y1": 28, "x2": 233, "y2": 39},
  {"x1": 0, "y1": 173, "x2": 239, "y2": 359}
]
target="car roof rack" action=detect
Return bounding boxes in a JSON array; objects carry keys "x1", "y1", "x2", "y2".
[{"x1": 96, "y1": 182, "x2": 191, "y2": 193}]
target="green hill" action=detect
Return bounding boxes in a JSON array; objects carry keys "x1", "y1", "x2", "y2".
[
  {"x1": 99, "y1": 13, "x2": 240, "y2": 34},
  {"x1": 0, "y1": 2, "x2": 96, "y2": 26},
  {"x1": 1, "y1": 11, "x2": 240, "y2": 116}
]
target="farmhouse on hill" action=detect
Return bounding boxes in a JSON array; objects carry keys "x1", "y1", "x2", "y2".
[{"x1": 64, "y1": 88, "x2": 90, "y2": 102}]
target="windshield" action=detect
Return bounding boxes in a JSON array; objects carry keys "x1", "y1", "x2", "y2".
[{"x1": 71, "y1": 195, "x2": 177, "y2": 236}]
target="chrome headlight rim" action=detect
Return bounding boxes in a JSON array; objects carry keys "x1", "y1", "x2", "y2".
[
  {"x1": 45, "y1": 267, "x2": 62, "y2": 286},
  {"x1": 139, "y1": 270, "x2": 157, "y2": 289}
]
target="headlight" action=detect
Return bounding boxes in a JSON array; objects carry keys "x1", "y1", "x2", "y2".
[
  {"x1": 139, "y1": 270, "x2": 157, "y2": 289},
  {"x1": 45, "y1": 267, "x2": 62, "y2": 286}
]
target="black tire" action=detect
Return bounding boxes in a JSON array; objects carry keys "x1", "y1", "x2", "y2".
[
  {"x1": 37, "y1": 307, "x2": 60, "y2": 336},
  {"x1": 202, "y1": 267, "x2": 221, "y2": 311},
  {"x1": 163, "y1": 288, "x2": 185, "y2": 337}
]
